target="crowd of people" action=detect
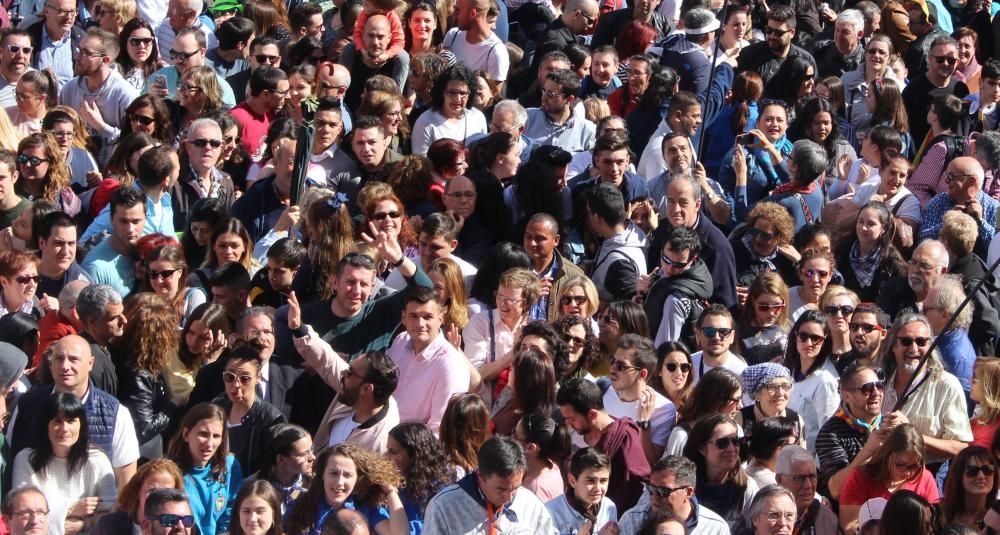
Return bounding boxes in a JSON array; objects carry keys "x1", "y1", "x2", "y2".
[{"x1": 0, "y1": 0, "x2": 994, "y2": 531}]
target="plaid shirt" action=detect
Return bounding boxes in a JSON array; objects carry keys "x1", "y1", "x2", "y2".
[
  {"x1": 918, "y1": 191, "x2": 999, "y2": 245},
  {"x1": 849, "y1": 242, "x2": 882, "y2": 289}
]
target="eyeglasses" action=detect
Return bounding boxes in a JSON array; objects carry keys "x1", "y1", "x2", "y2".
[
  {"x1": 564, "y1": 334, "x2": 585, "y2": 346},
  {"x1": 255, "y1": 54, "x2": 280, "y2": 65},
  {"x1": 896, "y1": 336, "x2": 931, "y2": 347},
  {"x1": 824, "y1": 305, "x2": 855, "y2": 317},
  {"x1": 764, "y1": 26, "x2": 792, "y2": 36},
  {"x1": 849, "y1": 322, "x2": 883, "y2": 334},
  {"x1": 222, "y1": 371, "x2": 254, "y2": 385},
  {"x1": 223, "y1": 135, "x2": 240, "y2": 145},
  {"x1": 710, "y1": 436, "x2": 741, "y2": 449},
  {"x1": 371, "y1": 210, "x2": 401, "y2": 220},
  {"x1": 541, "y1": 88, "x2": 565, "y2": 99},
  {"x1": 269, "y1": 88, "x2": 290, "y2": 96},
  {"x1": 9, "y1": 509, "x2": 48, "y2": 519},
  {"x1": 933, "y1": 55, "x2": 958, "y2": 65},
  {"x1": 190, "y1": 138, "x2": 223, "y2": 149},
  {"x1": 965, "y1": 464, "x2": 996, "y2": 477},
  {"x1": 748, "y1": 227, "x2": 776, "y2": 241},
  {"x1": 646, "y1": 483, "x2": 689, "y2": 497},
  {"x1": 757, "y1": 302, "x2": 785, "y2": 312},
  {"x1": 15, "y1": 275, "x2": 39, "y2": 284},
  {"x1": 790, "y1": 473, "x2": 818, "y2": 484},
  {"x1": 764, "y1": 382, "x2": 793, "y2": 394},
  {"x1": 908, "y1": 259, "x2": 939, "y2": 271},
  {"x1": 5, "y1": 45, "x2": 31, "y2": 55},
  {"x1": 446, "y1": 191, "x2": 477, "y2": 199},
  {"x1": 446, "y1": 89, "x2": 470, "y2": 98},
  {"x1": 128, "y1": 37, "x2": 153, "y2": 47},
  {"x1": 495, "y1": 294, "x2": 524, "y2": 307},
  {"x1": 50, "y1": 130, "x2": 74, "y2": 139},
  {"x1": 701, "y1": 327, "x2": 733, "y2": 339},
  {"x1": 179, "y1": 82, "x2": 202, "y2": 93},
  {"x1": 802, "y1": 269, "x2": 830, "y2": 280},
  {"x1": 661, "y1": 254, "x2": 693, "y2": 269},
  {"x1": 765, "y1": 511, "x2": 796, "y2": 523},
  {"x1": 130, "y1": 114, "x2": 155, "y2": 126},
  {"x1": 847, "y1": 379, "x2": 885, "y2": 396},
  {"x1": 796, "y1": 332, "x2": 826, "y2": 344},
  {"x1": 945, "y1": 171, "x2": 977, "y2": 183},
  {"x1": 560, "y1": 295, "x2": 587, "y2": 306},
  {"x1": 169, "y1": 49, "x2": 200, "y2": 61},
  {"x1": 894, "y1": 460, "x2": 922, "y2": 473},
  {"x1": 626, "y1": 69, "x2": 649, "y2": 77},
  {"x1": 611, "y1": 359, "x2": 642, "y2": 373},
  {"x1": 148, "y1": 268, "x2": 178, "y2": 280},
  {"x1": 153, "y1": 514, "x2": 195, "y2": 527},
  {"x1": 17, "y1": 154, "x2": 48, "y2": 166},
  {"x1": 77, "y1": 47, "x2": 105, "y2": 58},
  {"x1": 664, "y1": 362, "x2": 692, "y2": 374},
  {"x1": 45, "y1": 5, "x2": 77, "y2": 16}
]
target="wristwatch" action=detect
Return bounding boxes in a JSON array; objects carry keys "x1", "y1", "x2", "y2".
[
  {"x1": 391, "y1": 256, "x2": 405, "y2": 268},
  {"x1": 705, "y1": 190, "x2": 718, "y2": 202},
  {"x1": 637, "y1": 420, "x2": 651, "y2": 430}
]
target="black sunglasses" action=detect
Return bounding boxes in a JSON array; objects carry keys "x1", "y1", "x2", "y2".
[
  {"x1": 664, "y1": 362, "x2": 692, "y2": 374},
  {"x1": 154, "y1": 514, "x2": 195, "y2": 527},
  {"x1": 190, "y1": 138, "x2": 223, "y2": 148},
  {"x1": 130, "y1": 113, "x2": 155, "y2": 126},
  {"x1": 710, "y1": 436, "x2": 741, "y2": 449},
  {"x1": 896, "y1": 336, "x2": 931, "y2": 347},
  {"x1": 848, "y1": 379, "x2": 884, "y2": 396},
  {"x1": 824, "y1": 305, "x2": 855, "y2": 317}
]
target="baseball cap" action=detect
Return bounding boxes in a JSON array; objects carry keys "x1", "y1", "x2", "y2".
[
  {"x1": 858, "y1": 497, "x2": 887, "y2": 528},
  {"x1": 530, "y1": 145, "x2": 572, "y2": 167}
]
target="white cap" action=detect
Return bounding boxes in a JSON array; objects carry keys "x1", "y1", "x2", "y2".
[{"x1": 858, "y1": 497, "x2": 887, "y2": 528}]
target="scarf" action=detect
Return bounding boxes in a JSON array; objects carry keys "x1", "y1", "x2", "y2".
[
  {"x1": 741, "y1": 233, "x2": 779, "y2": 272},
  {"x1": 772, "y1": 179, "x2": 817, "y2": 196},
  {"x1": 833, "y1": 402, "x2": 881, "y2": 434},
  {"x1": 566, "y1": 488, "x2": 599, "y2": 523},
  {"x1": 849, "y1": 241, "x2": 883, "y2": 288}
]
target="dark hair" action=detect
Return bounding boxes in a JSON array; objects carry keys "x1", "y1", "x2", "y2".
[
  {"x1": 478, "y1": 437, "x2": 527, "y2": 477},
  {"x1": 932, "y1": 94, "x2": 964, "y2": 131},
  {"x1": 249, "y1": 66, "x2": 289, "y2": 97},
  {"x1": 983, "y1": 58, "x2": 1000, "y2": 81},
  {"x1": 514, "y1": 162, "x2": 564, "y2": 225},
  {"x1": 679, "y1": 367, "x2": 743, "y2": 425},
  {"x1": 638, "y1": 64, "x2": 679, "y2": 113},
  {"x1": 662, "y1": 225, "x2": 701, "y2": 256},
  {"x1": 30, "y1": 392, "x2": 90, "y2": 477},
  {"x1": 360, "y1": 350, "x2": 400, "y2": 405},
  {"x1": 403, "y1": 285, "x2": 442, "y2": 309},
  {"x1": 266, "y1": 237, "x2": 306, "y2": 268},
  {"x1": 683, "y1": 413, "x2": 747, "y2": 487},
  {"x1": 512, "y1": 348, "x2": 558, "y2": 418},
  {"x1": 617, "y1": 334, "x2": 657, "y2": 377},
  {"x1": 387, "y1": 423, "x2": 455, "y2": 514},
  {"x1": 204, "y1": 217, "x2": 253, "y2": 270},
  {"x1": 440, "y1": 394, "x2": 490, "y2": 472},
  {"x1": 216, "y1": 16, "x2": 256, "y2": 49},
  {"x1": 783, "y1": 309, "x2": 833, "y2": 376},
  {"x1": 37, "y1": 210, "x2": 75, "y2": 243},
  {"x1": 229, "y1": 480, "x2": 282, "y2": 535},
  {"x1": 426, "y1": 138, "x2": 467, "y2": 175},
  {"x1": 852, "y1": 302, "x2": 891, "y2": 329},
  {"x1": 289, "y1": 2, "x2": 323, "y2": 30},
  {"x1": 257, "y1": 423, "x2": 313, "y2": 482},
  {"x1": 181, "y1": 197, "x2": 227, "y2": 269},
  {"x1": 0, "y1": 312, "x2": 37, "y2": 356},
  {"x1": 210, "y1": 261, "x2": 251, "y2": 291},
  {"x1": 520, "y1": 412, "x2": 571, "y2": 466},
  {"x1": 420, "y1": 212, "x2": 459, "y2": 241},
  {"x1": 470, "y1": 132, "x2": 516, "y2": 171},
  {"x1": 867, "y1": 125, "x2": 904, "y2": 165},
  {"x1": 768, "y1": 4, "x2": 796, "y2": 27},
  {"x1": 879, "y1": 490, "x2": 933, "y2": 535},
  {"x1": 765, "y1": 56, "x2": 814, "y2": 104},
  {"x1": 791, "y1": 97, "x2": 845, "y2": 158},
  {"x1": 143, "y1": 488, "x2": 189, "y2": 521},
  {"x1": 730, "y1": 71, "x2": 764, "y2": 134},
  {"x1": 746, "y1": 416, "x2": 798, "y2": 461},
  {"x1": 116, "y1": 18, "x2": 160, "y2": 80},
  {"x1": 106, "y1": 132, "x2": 157, "y2": 180},
  {"x1": 603, "y1": 300, "x2": 651, "y2": 338},
  {"x1": 557, "y1": 377, "x2": 604, "y2": 415},
  {"x1": 431, "y1": 64, "x2": 479, "y2": 111},
  {"x1": 939, "y1": 446, "x2": 998, "y2": 526},
  {"x1": 547, "y1": 68, "x2": 581, "y2": 97},
  {"x1": 586, "y1": 182, "x2": 626, "y2": 227},
  {"x1": 288, "y1": 36, "x2": 323, "y2": 67},
  {"x1": 136, "y1": 144, "x2": 178, "y2": 190},
  {"x1": 568, "y1": 447, "x2": 611, "y2": 479},
  {"x1": 167, "y1": 403, "x2": 230, "y2": 479},
  {"x1": 110, "y1": 185, "x2": 146, "y2": 217},
  {"x1": 564, "y1": 43, "x2": 590, "y2": 73},
  {"x1": 792, "y1": 224, "x2": 833, "y2": 252},
  {"x1": 467, "y1": 243, "x2": 531, "y2": 307},
  {"x1": 552, "y1": 315, "x2": 601, "y2": 380}
]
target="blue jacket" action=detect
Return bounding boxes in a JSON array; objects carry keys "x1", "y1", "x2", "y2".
[
  {"x1": 10, "y1": 382, "x2": 118, "y2": 460},
  {"x1": 718, "y1": 139, "x2": 793, "y2": 222},
  {"x1": 702, "y1": 101, "x2": 758, "y2": 178},
  {"x1": 185, "y1": 454, "x2": 243, "y2": 535},
  {"x1": 658, "y1": 33, "x2": 712, "y2": 98}
]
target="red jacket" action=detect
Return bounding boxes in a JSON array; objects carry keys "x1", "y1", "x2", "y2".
[{"x1": 34, "y1": 310, "x2": 76, "y2": 369}]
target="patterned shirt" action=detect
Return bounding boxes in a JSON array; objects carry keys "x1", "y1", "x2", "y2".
[
  {"x1": 918, "y1": 190, "x2": 999, "y2": 246},
  {"x1": 529, "y1": 254, "x2": 561, "y2": 321}
]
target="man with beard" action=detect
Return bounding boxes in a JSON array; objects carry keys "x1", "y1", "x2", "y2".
[
  {"x1": 637, "y1": 92, "x2": 703, "y2": 182},
  {"x1": 58, "y1": 27, "x2": 138, "y2": 166},
  {"x1": 230, "y1": 66, "x2": 289, "y2": 162},
  {"x1": 688, "y1": 306, "x2": 746, "y2": 384},
  {"x1": 524, "y1": 69, "x2": 596, "y2": 155},
  {"x1": 339, "y1": 15, "x2": 408, "y2": 110},
  {"x1": 289, "y1": 289, "x2": 401, "y2": 455},
  {"x1": 879, "y1": 313, "x2": 972, "y2": 467},
  {"x1": 605, "y1": 335, "x2": 676, "y2": 463},
  {"x1": 82, "y1": 187, "x2": 146, "y2": 297},
  {"x1": 736, "y1": 5, "x2": 816, "y2": 87},
  {"x1": 446, "y1": 0, "x2": 510, "y2": 88},
  {"x1": 816, "y1": 363, "x2": 893, "y2": 499},
  {"x1": 647, "y1": 133, "x2": 731, "y2": 227},
  {"x1": 876, "y1": 239, "x2": 950, "y2": 320},
  {"x1": 0, "y1": 30, "x2": 35, "y2": 108},
  {"x1": 902, "y1": 36, "x2": 969, "y2": 149},
  {"x1": 775, "y1": 446, "x2": 838, "y2": 534},
  {"x1": 835, "y1": 303, "x2": 889, "y2": 374},
  {"x1": 348, "y1": 116, "x2": 401, "y2": 187}
]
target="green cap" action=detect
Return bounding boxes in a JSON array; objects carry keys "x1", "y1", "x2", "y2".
[{"x1": 210, "y1": 0, "x2": 242, "y2": 14}]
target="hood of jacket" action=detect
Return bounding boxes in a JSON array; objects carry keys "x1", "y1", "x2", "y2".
[
  {"x1": 602, "y1": 223, "x2": 647, "y2": 253},
  {"x1": 661, "y1": 258, "x2": 714, "y2": 300},
  {"x1": 659, "y1": 32, "x2": 706, "y2": 56}
]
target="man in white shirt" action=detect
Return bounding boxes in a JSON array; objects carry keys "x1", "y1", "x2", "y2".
[
  {"x1": 605, "y1": 334, "x2": 676, "y2": 463},
  {"x1": 156, "y1": 0, "x2": 217, "y2": 63},
  {"x1": 384, "y1": 213, "x2": 476, "y2": 290},
  {"x1": 445, "y1": 0, "x2": 510, "y2": 88},
  {"x1": 0, "y1": 30, "x2": 34, "y2": 109},
  {"x1": 691, "y1": 305, "x2": 747, "y2": 384}
]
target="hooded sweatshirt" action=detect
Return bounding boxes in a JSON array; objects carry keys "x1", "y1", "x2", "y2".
[
  {"x1": 597, "y1": 416, "x2": 651, "y2": 513},
  {"x1": 644, "y1": 259, "x2": 714, "y2": 348},
  {"x1": 590, "y1": 224, "x2": 648, "y2": 304}
]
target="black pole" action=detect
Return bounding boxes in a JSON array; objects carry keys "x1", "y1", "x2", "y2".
[
  {"x1": 697, "y1": 1, "x2": 731, "y2": 161},
  {"x1": 892, "y1": 251, "x2": 1000, "y2": 412},
  {"x1": 290, "y1": 97, "x2": 319, "y2": 205}
]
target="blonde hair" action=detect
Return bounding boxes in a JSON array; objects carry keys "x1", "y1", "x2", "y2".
[
  {"x1": 183, "y1": 66, "x2": 224, "y2": 113},
  {"x1": 940, "y1": 210, "x2": 977, "y2": 258},
  {"x1": 358, "y1": 90, "x2": 411, "y2": 138},
  {"x1": 975, "y1": 358, "x2": 1000, "y2": 425},
  {"x1": 428, "y1": 257, "x2": 468, "y2": 329},
  {"x1": 582, "y1": 97, "x2": 611, "y2": 124},
  {"x1": 819, "y1": 285, "x2": 859, "y2": 309},
  {"x1": 98, "y1": 0, "x2": 136, "y2": 22},
  {"x1": 499, "y1": 267, "x2": 540, "y2": 309},
  {"x1": 552, "y1": 275, "x2": 600, "y2": 321},
  {"x1": 0, "y1": 108, "x2": 23, "y2": 151}
]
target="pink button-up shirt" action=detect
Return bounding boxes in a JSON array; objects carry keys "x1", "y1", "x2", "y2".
[{"x1": 387, "y1": 331, "x2": 471, "y2": 434}]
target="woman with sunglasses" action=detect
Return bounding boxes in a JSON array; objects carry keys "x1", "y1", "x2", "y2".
[
  {"x1": 552, "y1": 314, "x2": 600, "y2": 385},
  {"x1": 8, "y1": 69, "x2": 58, "y2": 136},
  {"x1": 595, "y1": 300, "x2": 650, "y2": 378},
  {"x1": 683, "y1": 413, "x2": 759, "y2": 527},
  {"x1": 551, "y1": 275, "x2": 600, "y2": 327},
  {"x1": 15, "y1": 133, "x2": 80, "y2": 216},
  {"x1": 739, "y1": 362, "x2": 806, "y2": 449},
  {"x1": 119, "y1": 95, "x2": 173, "y2": 146},
  {"x1": 144, "y1": 244, "x2": 208, "y2": 327},
  {"x1": 787, "y1": 248, "x2": 836, "y2": 322},
  {"x1": 0, "y1": 250, "x2": 41, "y2": 318},
  {"x1": 764, "y1": 57, "x2": 817, "y2": 122},
  {"x1": 360, "y1": 189, "x2": 418, "y2": 273},
  {"x1": 833, "y1": 201, "x2": 907, "y2": 302},
  {"x1": 737, "y1": 272, "x2": 790, "y2": 365},
  {"x1": 167, "y1": 66, "x2": 224, "y2": 142},
  {"x1": 113, "y1": 293, "x2": 181, "y2": 460},
  {"x1": 116, "y1": 18, "x2": 160, "y2": 91},
  {"x1": 666, "y1": 367, "x2": 743, "y2": 456},
  {"x1": 937, "y1": 446, "x2": 998, "y2": 530},
  {"x1": 783, "y1": 310, "x2": 839, "y2": 451},
  {"x1": 731, "y1": 202, "x2": 798, "y2": 290},
  {"x1": 838, "y1": 424, "x2": 939, "y2": 533},
  {"x1": 818, "y1": 285, "x2": 859, "y2": 360},
  {"x1": 652, "y1": 341, "x2": 693, "y2": 417}
]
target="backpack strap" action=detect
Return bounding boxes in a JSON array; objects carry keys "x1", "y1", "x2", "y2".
[
  {"x1": 892, "y1": 193, "x2": 914, "y2": 216},
  {"x1": 487, "y1": 308, "x2": 496, "y2": 364},
  {"x1": 793, "y1": 193, "x2": 815, "y2": 224}
]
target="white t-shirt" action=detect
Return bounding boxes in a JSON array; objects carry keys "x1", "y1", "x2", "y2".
[
  {"x1": 443, "y1": 28, "x2": 510, "y2": 82},
  {"x1": 602, "y1": 387, "x2": 676, "y2": 447},
  {"x1": 691, "y1": 351, "x2": 747, "y2": 384},
  {"x1": 852, "y1": 180, "x2": 923, "y2": 224},
  {"x1": 328, "y1": 415, "x2": 363, "y2": 447}
]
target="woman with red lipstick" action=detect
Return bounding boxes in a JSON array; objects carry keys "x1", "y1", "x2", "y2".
[{"x1": 167, "y1": 402, "x2": 244, "y2": 535}]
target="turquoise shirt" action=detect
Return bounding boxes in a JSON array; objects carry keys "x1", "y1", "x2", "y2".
[
  {"x1": 81, "y1": 239, "x2": 135, "y2": 297},
  {"x1": 184, "y1": 454, "x2": 243, "y2": 535}
]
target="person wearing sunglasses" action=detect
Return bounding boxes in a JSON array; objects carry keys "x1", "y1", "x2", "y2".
[
  {"x1": 737, "y1": 272, "x2": 791, "y2": 366},
  {"x1": 171, "y1": 118, "x2": 236, "y2": 233},
  {"x1": 0, "y1": 250, "x2": 42, "y2": 318},
  {"x1": 880, "y1": 313, "x2": 973, "y2": 468},
  {"x1": 787, "y1": 248, "x2": 835, "y2": 322},
  {"x1": 740, "y1": 362, "x2": 806, "y2": 449},
  {"x1": 144, "y1": 244, "x2": 206, "y2": 327},
  {"x1": 876, "y1": 239, "x2": 949, "y2": 320},
  {"x1": 145, "y1": 29, "x2": 238, "y2": 109},
  {"x1": 734, "y1": 5, "x2": 816, "y2": 88},
  {"x1": 784, "y1": 310, "x2": 839, "y2": 451},
  {"x1": 652, "y1": 341, "x2": 694, "y2": 411},
  {"x1": 114, "y1": 19, "x2": 160, "y2": 92},
  {"x1": 923, "y1": 275, "x2": 976, "y2": 408},
  {"x1": 732, "y1": 202, "x2": 798, "y2": 290},
  {"x1": 617, "y1": 455, "x2": 730, "y2": 534},
  {"x1": 818, "y1": 285, "x2": 859, "y2": 359},
  {"x1": 642, "y1": 225, "x2": 712, "y2": 350},
  {"x1": 0, "y1": 30, "x2": 35, "y2": 110},
  {"x1": 14, "y1": 132, "x2": 80, "y2": 217},
  {"x1": 937, "y1": 445, "x2": 998, "y2": 530},
  {"x1": 691, "y1": 305, "x2": 746, "y2": 386},
  {"x1": 140, "y1": 487, "x2": 194, "y2": 535},
  {"x1": 835, "y1": 302, "x2": 889, "y2": 374},
  {"x1": 902, "y1": 36, "x2": 970, "y2": 152},
  {"x1": 838, "y1": 423, "x2": 940, "y2": 533},
  {"x1": 918, "y1": 157, "x2": 998, "y2": 262},
  {"x1": 682, "y1": 413, "x2": 758, "y2": 527}
]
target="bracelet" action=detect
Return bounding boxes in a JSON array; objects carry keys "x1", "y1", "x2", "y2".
[{"x1": 391, "y1": 256, "x2": 405, "y2": 268}]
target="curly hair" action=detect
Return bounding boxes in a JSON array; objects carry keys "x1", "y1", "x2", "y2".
[
  {"x1": 114, "y1": 458, "x2": 184, "y2": 519},
  {"x1": 387, "y1": 155, "x2": 435, "y2": 209},
  {"x1": 430, "y1": 64, "x2": 479, "y2": 111},
  {"x1": 362, "y1": 189, "x2": 417, "y2": 249},
  {"x1": 428, "y1": 257, "x2": 469, "y2": 329},
  {"x1": 746, "y1": 202, "x2": 794, "y2": 245},
  {"x1": 439, "y1": 393, "x2": 490, "y2": 473},
  {"x1": 288, "y1": 444, "x2": 403, "y2": 533},
  {"x1": 303, "y1": 191, "x2": 354, "y2": 300},
  {"x1": 388, "y1": 423, "x2": 455, "y2": 514},
  {"x1": 119, "y1": 96, "x2": 173, "y2": 146},
  {"x1": 116, "y1": 292, "x2": 180, "y2": 375},
  {"x1": 16, "y1": 133, "x2": 69, "y2": 202},
  {"x1": 551, "y1": 314, "x2": 601, "y2": 381}
]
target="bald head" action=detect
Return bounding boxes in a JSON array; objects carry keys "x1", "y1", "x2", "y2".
[
  {"x1": 49, "y1": 335, "x2": 94, "y2": 396},
  {"x1": 331, "y1": 63, "x2": 351, "y2": 86},
  {"x1": 363, "y1": 15, "x2": 392, "y2": 57},
  {"x1": 563, "y1": 0, "x2": 599, "y2": 32},
  {"x1": 321, "y1": 508, "x2": 371, "y2": 535}
]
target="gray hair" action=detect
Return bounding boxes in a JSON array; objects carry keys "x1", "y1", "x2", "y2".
[
  {"x1": 3, "y1": 485, "x2": 47, "y2": 515},
  {"x1": 57, "y1": 280, "x2": 89, "y2": 312},
  {"x1": 652, "y1": 455, "x2": 697, "y2": 487},
  {"x1": 187, "y1": 118, "x2": 221, "y2": 139},
  {"x1": 493, "y1": 100, "x2": 528, "y2": 128},
  {"x1": 478, "y1": 437, "x2": 527, "y2": 477},
  {"x1": 236, "y1": 306, "x2": 275, "y2": 334},
  {"x1": 143, "y1": 488, "x2": 189, "y2": 519},
  {"x1": 791, "y1": 140, "x2": 828, "y2": 184},
  {"x1": 76, "y1": 284, "x2": 122, "y2": 323},
  {"x1": 684, "y1": 8, "x2": 716, "y2": 31},
  {"x1": 929, "y1": 275, "x2": 972, "y2": 330},
  {"x1": 775, "y1": 444, "x2": 814, "y2": 475},
  {"x1": 667, "y1": 174, "x2": 702, "y2": 200},
  {"x1": 748, "y1": 485, "x2": 797, "y2": 521},
  {"x1": 916, "y1": 239, "x2": 950, "y2": 268},
  {"x1": 180, "y1": 0, "x2": 203, "y2": 13},
  {"x1": 976, "y1": 131, "x2": 1000, "y2": 171},
  {"x1": 878, "y1": 312, "x2": 945, "y2": 379},
  {"x1": 836, "y1": 9, "x2": 865, "y2": 34}
]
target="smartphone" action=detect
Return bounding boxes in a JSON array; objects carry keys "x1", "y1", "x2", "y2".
[
  {"x1": 736, "y1": 133, "x2": 756, "y2": 146},
  {"x1": 150, "y1": 73, "x2": 167, "y2": 89}
]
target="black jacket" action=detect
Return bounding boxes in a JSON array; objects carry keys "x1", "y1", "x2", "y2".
[
  {"x1": 949, "y1": 253, "x2": 1000, "y2": 356},
  {"x1": 188, "y1": 357, "x2": 306, "y2": 418},
  {"x1": 213, "y1": 395, "x2": 285, "y2": 476},
  {"x1": 730, "y1": 225, "x2": 798, "y2": 288},
  {"x1": 834, "y1": 241, "x2": 907, "y2": 302},
  {"x1": 27, "y1": 20, "x2": 84, "y2": 71},
  {"x1": 643, "y1": 259, "x2": 714, "y2": 348},
  {"x1": 116, "y1": 365, "x2": 178, "y2": 459},
  {"x1": 83, "y1": 332, "x2": 118, "y2": 397},
  {"x1": 650, "y1": 217, "x2": 739, "y2": 311},
  {"x1": 735, "y1": 41, "x2": 817, "y2": 87},
  {"x1": 591, "y1": 9, "x2": 670, "y2": 48},
  {"x1": 875, "y1": 276, "x2": 918, "y2": 320},
  {"x1": 170, "y1": 159, "x2": 235, "y2": 231}
]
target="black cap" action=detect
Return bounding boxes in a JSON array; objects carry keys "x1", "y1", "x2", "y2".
[{"x1": 530, "y1": 145, "x2": 572, "y2": 167}]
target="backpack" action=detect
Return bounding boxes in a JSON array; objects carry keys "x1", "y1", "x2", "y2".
[{"x1": 932, "y1": 133, "x2": 966, "y2": 172}]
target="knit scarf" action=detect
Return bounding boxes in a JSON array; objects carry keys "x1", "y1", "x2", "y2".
[
  {"x1": 849, "y1": 241, "x2": 883, "y2": 288},
  {"x1": 833, "y1": 402, "x2": 881, "y2": 434}
]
